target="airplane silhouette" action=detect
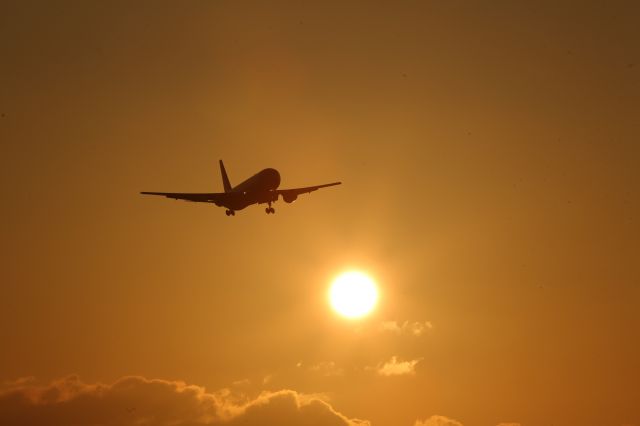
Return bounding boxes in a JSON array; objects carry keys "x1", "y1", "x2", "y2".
[{"x1": 141, "y1": 160, "x2": 341, "y2": 216}]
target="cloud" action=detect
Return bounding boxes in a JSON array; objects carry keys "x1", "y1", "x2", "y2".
[
  {"x1": 376, "y1": 356, "x2": 422, "y2": 377},
  {"x1": 0, "y1": 375, "x2": 370, "y2": 426},
  {"x1": 414, "y1": 419, "x2": 522, "y2": 426},
  {"x1": 414, "y1": 415, "x2": 464, "y2": 426},
  {"x1": 380, "y1": 320, "x2": 433, "y2": 336},
  {"x1": 308, "y1": 361, "x2": 345, "y2": 377}
]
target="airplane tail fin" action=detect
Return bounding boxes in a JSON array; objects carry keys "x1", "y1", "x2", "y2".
[{"x1": 219, "y1": 160, "x2": 232, "y2": 192}]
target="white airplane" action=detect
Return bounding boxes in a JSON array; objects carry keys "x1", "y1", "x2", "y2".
[{"x1": 141, "y1": 160, "x2": 341, "y2": 216}]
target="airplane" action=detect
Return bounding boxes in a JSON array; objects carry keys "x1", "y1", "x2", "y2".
[{"x1": 141, "y1": 160, "x2": 341, "y2": 216}]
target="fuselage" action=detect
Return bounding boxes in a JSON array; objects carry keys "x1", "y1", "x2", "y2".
[{"x1": 218, "y1": 168, "x2": 281, "y2": 210}]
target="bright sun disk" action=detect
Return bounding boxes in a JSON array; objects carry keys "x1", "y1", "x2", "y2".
[{"x1": 329, "y1": 271, "x2": 378, "y2": 319}]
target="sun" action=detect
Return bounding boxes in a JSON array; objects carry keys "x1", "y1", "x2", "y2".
[{"x1": 329, "y1": 271, "x2": 379, "y2": 319}]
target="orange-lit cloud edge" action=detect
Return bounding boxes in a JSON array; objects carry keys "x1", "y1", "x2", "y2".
[{"x1": 0, "y1": 375, "x2": 521, "y2": 426}]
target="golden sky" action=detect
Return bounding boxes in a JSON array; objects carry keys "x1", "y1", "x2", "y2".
[{"x1": 1, "y1": 1, "x2": 639, "y2": 425}]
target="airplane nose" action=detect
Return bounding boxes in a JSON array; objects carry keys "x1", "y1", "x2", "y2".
[{"x1": 270, "y1": 169, "x2": 281, "y2": 188}]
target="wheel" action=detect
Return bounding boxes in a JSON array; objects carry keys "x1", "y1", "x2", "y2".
[
  {"x1": 265, "y1": 207, "x2": 271, "y2": 214},
  {"x1": 269, "y1": 207, "x2": 275, "y2": 214},
  {"x1": 225, "y1": 210, "x2": 231, "y2": 216},
  {"x1": 231, "y1": 210, "x2": 235, "y2": 216}
]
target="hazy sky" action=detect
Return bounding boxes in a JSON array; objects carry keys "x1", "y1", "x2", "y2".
[{"x1": 1, "y1": 2, "x2": 639, "y2": 425}]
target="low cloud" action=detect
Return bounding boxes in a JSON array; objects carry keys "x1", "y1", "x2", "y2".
[
  {"x1": 415, "y1": 418, "x2": 522, "y2": 426},
  {"x1": 380, "y1": 321, "x2": 433, "y2": 336},
  {"x1": 376, "y1": 356, "x2": 422, "y2": 377},
  {"x1": 0, "y1": 375, "x2": 370, "y2": 426},
  {"x1": 414, "y1": 416, "x2": 463, "y2": 426}
]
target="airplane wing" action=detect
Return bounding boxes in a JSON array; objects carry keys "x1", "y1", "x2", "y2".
[
  {"x1": 140, "y1": 191, "x2": 227, "y2": 203},
  {"x1": 141, "y1": 181, "x2": 341, "y2": 205},
  {"x1": 276, "y1": 182, "x2": 342, "y2": 202}
]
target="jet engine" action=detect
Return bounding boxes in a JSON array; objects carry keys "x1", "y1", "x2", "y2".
[{"x1": 282, "y1": 193, "x2": 298, "y2": 203}]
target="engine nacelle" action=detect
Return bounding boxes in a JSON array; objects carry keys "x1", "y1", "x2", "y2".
[{"x1": 282, "y1": 193, "x2": 298, "y2": 203}]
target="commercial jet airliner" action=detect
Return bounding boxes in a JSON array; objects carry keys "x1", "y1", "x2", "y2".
[{"x1": 141, "y1": 160, "x2": 341, "y2": 216}]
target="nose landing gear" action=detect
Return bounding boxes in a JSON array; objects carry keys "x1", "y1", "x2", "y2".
[{"x1": 225, "y1": 209, "x2": 235, "y2": 216}]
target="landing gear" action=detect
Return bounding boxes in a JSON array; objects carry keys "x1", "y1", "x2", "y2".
[
  {"x1": 265, "y1": 202, "x2": 275, "y2": 214},
  {"x1": 225, "y1": 209, "x2": 235, "y2": 216}
]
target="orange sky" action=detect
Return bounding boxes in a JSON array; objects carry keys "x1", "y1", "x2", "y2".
[{"x1": 1, "y1": 2, "x2": 639, "y2": 425}]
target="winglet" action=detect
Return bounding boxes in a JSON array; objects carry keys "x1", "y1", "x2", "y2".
[{"x1": 219, "y1": 160, "x2": 232, "y2": 193}]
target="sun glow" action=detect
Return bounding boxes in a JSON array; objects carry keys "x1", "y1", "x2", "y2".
[{"x1": 329, "y1": 271, "x2": 379, "y2": 319}]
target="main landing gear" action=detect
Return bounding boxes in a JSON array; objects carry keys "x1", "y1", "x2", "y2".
[
  {"x1": 225, "y1": 209, "x2": 235, "y2": 216},
  {"x1": 265, "y1": 201, "x2": 275, "y2": 214}
]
